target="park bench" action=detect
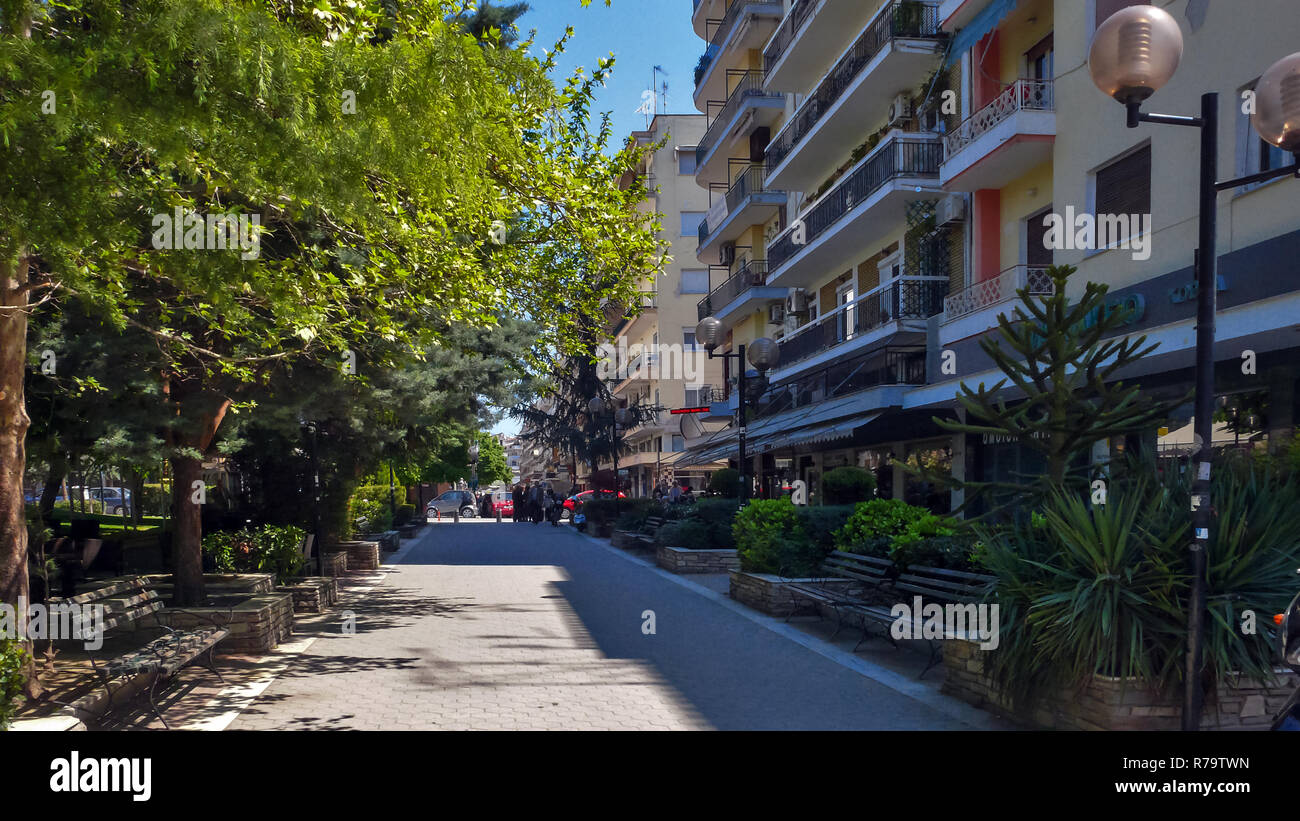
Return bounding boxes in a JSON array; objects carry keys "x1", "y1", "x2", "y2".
[
  {"x1": 784, "y1": 552, "x2": 897, "y2": 648},
  {"x1": 50, "y1": 576, "x2": 230, "y2": 728},
  {"x1": 889, "y1": 565, "x2": 997, "y2": 678},
  {"x1": 614, "y1": 515, "x2": 665, "y2": 547}
]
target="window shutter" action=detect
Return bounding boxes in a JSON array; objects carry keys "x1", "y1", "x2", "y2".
[
  {"x1": 1096, "y1": 145, "x2": 1151, "y2": 218},
  {"x1": 1095, "y1": 0, "x2": 1145, "y2": 28}
]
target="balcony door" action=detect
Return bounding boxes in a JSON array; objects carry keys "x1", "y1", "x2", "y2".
[
  {"x1": 1026, "y1": 205, "x2": 1054, "y2": 268},
  {"x1": 836, "y1": 282, "x2": 855, "y2": 342}
]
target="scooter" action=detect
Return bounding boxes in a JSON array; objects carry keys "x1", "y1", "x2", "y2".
[
  {"x1": 1270, "y1": 582, "x2": 1300, "y2": 730},
  {"x1": 572, "y1": 506, "x2": 587, "y2": 533},
  {"x1": 546, "y1": 499, "x2": 564, "y2": 527}
]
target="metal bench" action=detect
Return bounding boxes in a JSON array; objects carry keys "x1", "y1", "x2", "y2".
[
  {"x1": 889, "y1": 565, "x2": 997, "y2": 678},
  {"x1": 785, "y1": 552, "x2": 898, "y2": 649},
  {"x1": 51, "y1": 576, "x2": 230, "y2": 728},
  {"x1": 615, "y1": 516, "x2": 665, "y2": 546}
]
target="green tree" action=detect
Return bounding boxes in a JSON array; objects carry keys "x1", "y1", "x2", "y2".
[
  {"x1": 455, "y1": 1, "x2": 532, "y2": 46},
  {"x1": 933, "y1": 264, "x2": 1183, "y2": 509},
  {"x1": 1, "y1": 0, "x2": 663, "y2": 612}
]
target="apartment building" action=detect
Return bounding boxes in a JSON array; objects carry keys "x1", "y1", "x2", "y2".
[
  {"x1": 682, "y1": 0, "x2": 1300, "y2": 510},
  {"x1": 593, "y1": 113, "x2": 728, "y2": 496}
]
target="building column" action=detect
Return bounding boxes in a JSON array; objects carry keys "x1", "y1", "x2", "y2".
[
  {"x1": 950, "y1": 428, "x2": 967, "y2": 515},
  {"x1": 1269, "y1": 369, "x2": 1296, "y2": 452},
  {"x1": 891, "y1": 442, "x2": 907, "y2": 501}
]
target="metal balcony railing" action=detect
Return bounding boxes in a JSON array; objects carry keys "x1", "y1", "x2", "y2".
[
  {"x1": 696, "y1": 71, "x2": 781, "y2": 167},
  {"x1": 778, "y1": 278, "x2": 948, "y2": 366},
  {"x1": 696, "y1": 1, "x2": 781, "y2": 88},
  {"x1": 943, "y1": 79, "x2": 1054, "y2": 158},
  {"x1": 762, "y1": 0, "x2": 819, "y2": 74},
  {"x1": 767, "y1": 135, "x2": 942, "y2": 271},
  {"x1": 697, "y1": 260, "x2": 770, "y2": 321},
  {"x1": 699, "y1": 164, "x2": 773, "y2": 245},
  {"x1": 765, "y1": 0, "x2": 943, "y2": 170},
  {"x1": 748, "y1": 345, "x2": 928, "y2": 421},
  {"x1": 942, "y1": 265, "x2": 1053, "y2": 320}
]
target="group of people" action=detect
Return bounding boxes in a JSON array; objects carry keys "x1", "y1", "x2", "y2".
[
  {"x1": 653, "y1": 480, "x2": 695, "y2": 505},
  {"x1": 510, "y1": 482, "x2": 562, "y2": 524}
]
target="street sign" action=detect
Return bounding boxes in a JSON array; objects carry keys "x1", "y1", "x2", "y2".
[{"x1": 670, "y1": 406, "x2": 711, "y2": 415}]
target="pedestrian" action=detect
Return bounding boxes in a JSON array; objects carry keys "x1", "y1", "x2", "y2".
[
  {"x1": 511, "y1": 483, "x2": 524, "y2": 522},
  {"x1": 668, "y1": 482, "x2": 681, "y2": 504}
]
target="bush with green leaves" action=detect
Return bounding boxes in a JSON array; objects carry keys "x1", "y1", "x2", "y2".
[
  {"x1": 979, "y1": 458, "x2": 1300, "y2": 709},
  {"x1": 202, "y1": 524, "x2": 307, "y2": 585},
  {"x1": 394, "y1": 503, "x2": 416, "y2": 527},
  {"x1": 708, "y1": 468, "x2": 741, "y2": 498},
  {"x1": 655, "y1": 497, "x2": 739, "y2": 550},
  {"x1": 586, "y1": 497, "x2": 658, "y2": 531},
  {"x1": 0, "y1": 639, "x2": 26, "y2": 729},
  {"x1": 796, "y1": 504, "x2": 856, "y2": 548},
  {"x1": 732, "y1": 499, "x2": 829, "y2": 576},
  {"x1": 349, "y1": 484, "x2": 395, "y2": 535},
  {"x1": 822, "y1": 467, "x2": 876, "y2": 505},
  {"x1": 833, "y1": 498, "x2": 956, "y2": 561}
]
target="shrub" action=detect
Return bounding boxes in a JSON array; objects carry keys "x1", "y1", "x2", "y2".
[
  {"x1": 349, "y1": 484, "x2": 394, "y2": 535},
  {"x1": 585, "y1": 497, "x2": 658, "y2": 531},
  {"x1": 822, "y1": 467, "x2": 876, "y2": 505},
  {"x1": 834, "y1": 498, "x2": 955, "y2": 561},
  {"x1": 0, "y1": 639, "x2": 27, "y2": 729},
  {"x1": 708, "y1": 468, "x2": 741, "y2": 498},
  {"x1": 203, "y1": 524, "x2": 307, "y2": 584},
  {"x1": 656, "y1": 518, "x2": 713, "y2": 550},
  {"x1": 394, "y1": 503, "x2": 416, "y2": 527},
  {"x1": 734, "y1": 499, "x2": 807, "y2": 574},
  {"x1": 795, "y1": 504, "x2": 856, "y2": 548}
]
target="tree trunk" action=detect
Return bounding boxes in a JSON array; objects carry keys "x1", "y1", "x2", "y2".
[
  {"x1": 169, "y1": 453, "x2": 205, "y2": 605},
  {"x1": 38, "y1": 454, "x2": 65, "y2": 522},
  {"x1": 1, "y1": 252, "x2": 41, "y2": 697}
]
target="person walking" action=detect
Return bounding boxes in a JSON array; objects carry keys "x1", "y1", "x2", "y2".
[
  {"x1": 511, "y1": 483, "x2": 524, "y2": 522},
  {"x1": 668, "y1": 482, "x2": 682, "y2": 505}
]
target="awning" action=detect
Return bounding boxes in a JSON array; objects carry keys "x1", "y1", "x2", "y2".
[
  {"x1": 944, "y1": 0, "x2": 1017, "y2": 68},
  {"x1": 765, "y1": 414, "x2": 881, "y2": 452}
]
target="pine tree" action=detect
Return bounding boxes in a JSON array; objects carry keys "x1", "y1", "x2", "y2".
[{"x1": 936, "y1": 264, "x2": 1185, "y2": 506}]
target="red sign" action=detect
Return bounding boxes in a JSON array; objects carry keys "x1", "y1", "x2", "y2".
[{"x1": 670, "y1": 406, "x2": 711, "y2": 415}]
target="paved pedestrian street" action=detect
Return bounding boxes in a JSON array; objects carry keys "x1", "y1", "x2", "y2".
[{"x1": 220, "y1": 522, "x2": 998, "y2": 730}]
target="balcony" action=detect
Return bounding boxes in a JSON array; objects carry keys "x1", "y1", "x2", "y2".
[
  {"x1": 752, "y1": 345, "x2": 929, "y2": 421},
  {"x1": 697, "y1": 260, "x2": 786, "y2": 325},
  {"x1": 695, "y1": 70, "x2": 784, "y2": 185},
  {"x1": 764, "y1": 0, "x2": 945, "y2": 193},
  {"x1": 767, "y1": 133, "x2": 942, "y2": 288},
  {"x1": 694, "y1": 1, "x2": 783, "y2": 107},
  {"x1": 775, "y1": 278, "x2": 948, "y2": 371},
  {"x1": 939, "y1": 264, "x2": 1052, "y2": 343},
  {"x1": 762, "y1": 0, "x2": 871, "y2": 95},
  {"x1": 608, "y1": 292, "x2": 658, "y2": 338},
  {"x1": 941, "y1": 79, "x2": 1055, "y2": 191},
  {"x1": 698, "y1": 164, "x2": 786, "y2": 260},
  {"x1": 692, "y1": 0, "x2": 725, "y2": 38}
]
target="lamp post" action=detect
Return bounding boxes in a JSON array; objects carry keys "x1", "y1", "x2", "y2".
[
  {"x1": 694, "y1": 316, "x2": 780, "y2": 503},
  {"x1": 468, "y1": 440, "x2": 480, "y2": 492},
  {"x1": 588, "y1": 396, "x2": 633, "y2": 515},
  {"x1": 300, "y1": 419, "x2": 324, "y2": 577},
  {"x1": 1088, "y1": 5, "x2": 1300, "y2": 730}
]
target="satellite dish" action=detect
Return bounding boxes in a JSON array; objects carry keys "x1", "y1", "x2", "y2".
[{"x1": 679, "y1": 412, "x2": 706, "y2": 440}]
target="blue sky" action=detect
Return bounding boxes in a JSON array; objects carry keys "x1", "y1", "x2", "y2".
[
  {"x1": 519, "y1": 0, "x2": 703, "y2": 144},
  {"x1": 491, "y1": 1, "x2": 702, "y2": 437}
]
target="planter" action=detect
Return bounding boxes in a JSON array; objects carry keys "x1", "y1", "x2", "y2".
[
  {"x1": 163, "y1": 591, "x2": 295, "y2": 654},
  {"x1": 327, "y1": 540, "x2": 381, "y2": 571},
  {"x1": 657, "y1": 545, "x2": 740, "y2": 574},
  {"x1": 142, "y1": 572, "x2": 275, "y2": 596},
  {"x1": 728, "y1": 571, "x2": 857, "y2": 617},
  {"x1": 942, "y1": 637, "x2": 1299, "y2": 730},
  {"x1": 596, "y1": 521, "x2": 616, "y2": 539},
  {"x1": 277, "y1": 576, "x2": 339, "y2": 613}
]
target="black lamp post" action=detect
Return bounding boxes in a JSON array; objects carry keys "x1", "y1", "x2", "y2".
[
  {"x1": 694, "y1": 316, "x2": 780, "y2": 503},
  {"x1": 300, "y1": 419, "x2": 324, "y2": 577},
  {"x1": 1089, "y1": 5, "x2": 1300, "y2": 731}
]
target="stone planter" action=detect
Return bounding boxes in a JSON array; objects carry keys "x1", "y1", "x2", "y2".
[
  {"x1": 597, "y1": 521, "x2": 615, "y2": 539},
  {"x1": 327, "y1": 540, "x2": 381, "y2": 571},
  {"x1": 142, "y1": 572, "x2": 275, "y2": 596},
  {"x1": 942, "y1": 637, "x2": 1298, "y2": 730},
  {"x1": 277, "y1": 576, "x2": 339, "y2": 613},
  {"x1": 317, "y1": 552, "x2": 348, "y2": 577},
  {"x1": 163, "y1": 591, "x2": 295, "y2": 654},
  {"x1": 728, "y1": 571, "x2": 856, "y2": 617},
  {"x1": 657, "y1": 545, "x2": 740, "y2": 574}
]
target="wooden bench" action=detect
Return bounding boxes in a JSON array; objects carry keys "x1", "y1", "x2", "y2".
[
  {"x1": 51, "y1": 577, "x2": 230, "y2": 728},
  {"x1": 614, "y1": 516, "x2": 665, "y2": 547},
  {"x1": 888, "y1": 565, "x2": 996, "y2": 677},
  {"x1": 785, "y1": 552, "x2": 897, "y2": 648}
]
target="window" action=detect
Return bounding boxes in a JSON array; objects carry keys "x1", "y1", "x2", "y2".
[
  {"x1": 680, "y1": 211, "x2": 706, "y2": 238},
  {"x1": 680, "y1": 269, "x2": 709, "y2": 294},
  {"x1": 671, "y1": 435, "x2": 685, "y2": 452},
  {"x1": 683, "y1": 328, "x2": 698, "y2": 349},
  {"x1": 678, "y1": 150, "x2": 697, "y2": 175},
  {"x1": 1026, "y1": 34, "x2": 1053, "y2": 82},
  {"x1": 685, "y1": 387, "x2": 705, "y2": 406},
  {"x1": 1094, "y1": 0, "x2": 1144, "y2": 28},
  {"x1": 1093, "y1": 145, "x2": 1151, "y2": 247}
]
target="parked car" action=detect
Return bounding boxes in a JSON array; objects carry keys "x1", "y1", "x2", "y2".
[
  {"x1": 426, "y1": 489, "x2": 478, "y2": 518},
  {"x1": 563, "y1": 489, "x2": 625, "y2": 515},
  {"x1": 494, "y1": 497, "x2": 514, "y2": 517}
]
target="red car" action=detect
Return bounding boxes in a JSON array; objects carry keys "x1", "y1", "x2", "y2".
[
  {"x1": 563, "y1": 489, "x2": 626, "y2": 513},
  {"x1": 494, "y1": 498, "x2": 514, "y2": 517}
]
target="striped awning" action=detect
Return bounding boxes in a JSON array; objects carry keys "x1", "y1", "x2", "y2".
[{"x1": 944, "y1": 0, "x2": 1018, "y2": 68}]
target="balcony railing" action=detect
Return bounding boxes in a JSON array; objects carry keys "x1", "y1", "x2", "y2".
[
  {"x1": 762, "y1": 0, "x2": 818, "y2": 74},
  {"x1": 697, "y1": 1, "x2": 780, "y2": 88},
  {"x1": 943, "y1": 79, "x2": 1054, "y2": 158},
  {"x1": 942, "y1": 265, "x2": 1053, "y2": 320},
  {"x1": 749, "y1": 345, "x2": 928, "y2": 420},
  {"x1": 697, "y1": 71, "x2": 781, "y2": 166},
  {"x1": 778, "y1": 278, "x2": 948, "y2": 366},
  {"x1": 700, "y1": 164, "x2": 772, "y2": 245},
  {"x1": 768, "y1": 136, "x2": 942, "y2": 271},
  {"x1": 765, "y1": 0, "x2": 943, "y2": 170},
  {"x1": 698, "y1": 260, "x2": 770, "y2": 320}
]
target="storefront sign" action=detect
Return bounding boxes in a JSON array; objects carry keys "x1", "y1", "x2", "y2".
[{"x1": 1168, "y1": 275, "x2": 1227, "y2": 304}]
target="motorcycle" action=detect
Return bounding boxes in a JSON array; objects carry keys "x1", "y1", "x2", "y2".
[
  {"x1": 572, "y1": 506, "x2": 587, "y2": 533},
  {"x1": 1270, "y1": 581, "x2": 1300, "y2": 730}
]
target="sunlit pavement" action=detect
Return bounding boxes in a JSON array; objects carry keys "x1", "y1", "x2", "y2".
[{"x1": 207, "y1": 520, "x2": 998, "y2": 730}]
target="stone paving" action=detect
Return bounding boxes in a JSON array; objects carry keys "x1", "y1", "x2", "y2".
[{"x1": 222, "y1": 520, "x2": 993, "y2": 730}]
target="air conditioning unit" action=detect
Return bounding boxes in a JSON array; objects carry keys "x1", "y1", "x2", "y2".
[
  {"x1": 936, "y1": 196, "x2": 967, "y2": 227},
  {"x1": 768, "y1": 303, "x2": 785, "y2": 324},
  {"x1": 888, "y1": 94, "x2": 914, "y2": 126},
  {"x1": 786, "y1": 288, "x2": 809, "y2": 315},
  {"x1": 719, "y1": 242, "x2": 736, "y2": 267}
]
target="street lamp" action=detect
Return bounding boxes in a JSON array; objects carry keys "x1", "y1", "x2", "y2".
[
  {"x1": 694, "y1": 316, "x2": 780, "y2": 503},
  {"x1": 468, "y1": 440, "x2": 480, "y2": 492},
  {"x1": 299, "y1": 418, "x2": 324, "y2": 577},
  {"x1": 1089, "y1": 5, "x2": 1300, "y2": 730}
]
